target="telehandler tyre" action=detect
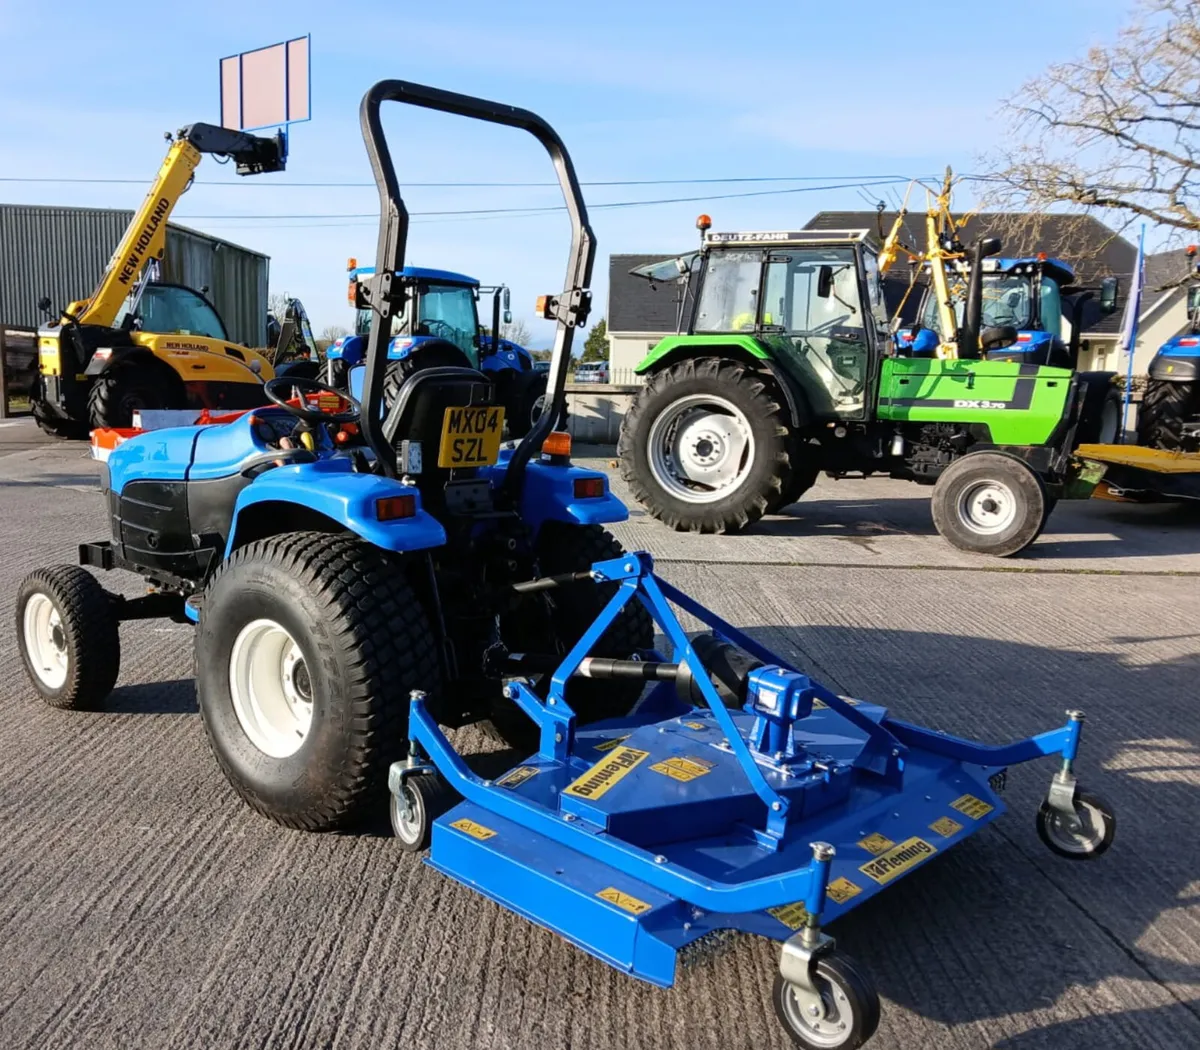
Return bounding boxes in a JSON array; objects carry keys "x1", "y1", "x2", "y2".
[
  {"x1": 931, "y1": 452, "x2": 1047, "y2": 557},
  {"x1": 487, "y1": 523, "x2": 654, "y2": 750},
  {"x1": 618, "y1": 357, "x2": 795, "y2": 533},
  {"x1": 196, "y1": 532, "x2": 441, "y2": 832},
  {"x1": 88, "y1": 364, "x2": 179, "y2": 429}
]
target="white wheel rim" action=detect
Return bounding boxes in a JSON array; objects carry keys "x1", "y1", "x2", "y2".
[
  {"x1": 647, "y1": 394, "x2": 756, "y2": 504},
  {"x1": 780, "y1": 978, "x2": 853, "y2": 1047},
  {"x1": 23, "y1": 593, "x2": 69, "y2": 689},
  {"x1": 957, "y1": 478, "x2": 1018, "y2": 535},
  {"x1": 394, "y1": 787, "x2": 423, "y2": 844},
  {"x1": 228, "y1": 619, "x2": 313, "y2": 758},
  {"x1": 1047, "y1": 799, "x2": 1104, "y2": 855},
  {"x1": 531, "y1": 393, "x2": 546, "y2": 426}
]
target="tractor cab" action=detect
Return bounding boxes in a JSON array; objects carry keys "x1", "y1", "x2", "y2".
[
  {"x1": 633, "y1": 229, "x2": 892, "y2": 420},
  {"x1": 906, "y1": 256, "x2": 1076, "y2": 368},
  {"x1": 333, "y1": 263, "x2": 482, "y2": 398}
]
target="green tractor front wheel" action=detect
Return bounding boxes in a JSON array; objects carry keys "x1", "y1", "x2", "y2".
[
  {"x1": 618, "y1": 357, "x2": 797, "y2": 533},
  {"x1": 931, "y1": 452, "x2": 1048, "y2": 557}
]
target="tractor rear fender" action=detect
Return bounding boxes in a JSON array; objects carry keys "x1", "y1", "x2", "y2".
[
  {"x1": 634, "y1": 337, "x2": 810, "y2": 429},
  {"x1": 480, "y1": 458, "x2": 627, "y2": 533},
  {"x1": 1149, "y1": 352, "x2": 1200, "y2": 383},
  {"x1": 223, "y1": 465, "x2": 447, "y2": 559}
]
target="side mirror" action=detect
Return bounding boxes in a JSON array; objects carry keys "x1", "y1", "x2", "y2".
[
  {"x1": 37, "y1": 296, "x2": 53, "y2": 314},
  {"x1": 1099, "y1": 276, "x2": 1119, "y2": 315},
  {"x1": 503, "y1": 310, "x2": 513, "y2": 325},
  {"x1": 978, "y1": 237, "x2": 1002, "y2": 259},
  {"x1": 817, "y1": 266, "x2": 833, "y2": 298},
  {"x1": 980, "y1": 324, "x2": 1018, "y2": 351},
  {"x1": 1187, "y1": 285, "x2": 1200, "y2": 313},
  {"x1": 502, "y1": 287, "x2": 511, "y2": 312}
]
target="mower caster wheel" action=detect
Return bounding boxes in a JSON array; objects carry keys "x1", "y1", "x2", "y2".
[
  {"x1": 773, "y1": 951, "x2": 880, "y2": 1050},
  {"x1": 392, "y1": 774, "x2": 458, "y2": 852},
  {"x1": 1036, "y1": 787, "x2": 1116, "y2": 860}
]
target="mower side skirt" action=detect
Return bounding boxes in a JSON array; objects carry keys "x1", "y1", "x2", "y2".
[{"x1": 427, "y1": 801, "x2": 682, "y2": 987}]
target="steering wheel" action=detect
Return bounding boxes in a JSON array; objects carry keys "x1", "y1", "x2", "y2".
[
  {"x1": 420, "y1": 318, "x2": 456, "y2": 341},
  {"x1": 263, "y1": 376, "x2": 361, "y2": 424}
]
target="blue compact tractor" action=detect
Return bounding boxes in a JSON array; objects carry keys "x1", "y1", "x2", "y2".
[{"x1": 16, "y1": 81, "x2": 1116, "y2": 1049}]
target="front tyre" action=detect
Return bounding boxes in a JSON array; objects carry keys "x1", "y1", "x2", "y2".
[
  {"x1": 931, "y1": 452, "x2": 1047, "y2": 557},
  {"x1": 1137, "y1": 378, "x2": 1197, "y2": 451},
  {"x1": 16, "y1": 566, "x2": 120, "y2": 710},
  {"x1": 1037, "y1": 787, "x2": 1116, "y2": 859},
  {"x1": 618, "y1": 357, "x2": 794, "y2": 533},
  {"x1": 196, "y1": 532, "x2": 441, "y2": 831},
  {"x1": 508, "y1": 370, "x2": 549, "y2": 439},
  {"x1": 88, "y1": 364, "x2": 181, "y2": 429},
  {"x1": 772, "y1": 952, "x2": 881, "y2": 1050}
]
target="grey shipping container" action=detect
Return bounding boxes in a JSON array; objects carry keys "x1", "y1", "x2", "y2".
[{"x1": 0, "y1": 204, "x2": 270, "y2": 346}]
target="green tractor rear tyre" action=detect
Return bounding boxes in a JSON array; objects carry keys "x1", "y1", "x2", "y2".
[
  {"x1": 195, "y1": 531, "x2": 441, "y2": 832},
  {"x1": 931, "y1": 452, "x2": 1047, "y2": 557},
  {"x1": 1137, "y1": 379, "x2": 1197, "y2": 451},
  {"x1": 766, "y1": 437, "x2": 822, "y2": 513},
  {"x1": 618, "y1": 357, "x2": 795, "y2": 533},
  {"x1": 487, "y1": 523, "x2": 655, "y2": 751}
]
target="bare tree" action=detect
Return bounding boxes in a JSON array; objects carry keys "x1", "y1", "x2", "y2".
[
  {"x1": 267, "y1": 292, "x2": 291, "y2": 320},
  {"x1": 316, "y1": 324, "x2": 351, "y2": 353},
  {"x1": 501, "y1": 318, "x2": 533, "y2": 346},
  {"x1": 988, "y1": 0, "x2": 1200, "y2": 237}
]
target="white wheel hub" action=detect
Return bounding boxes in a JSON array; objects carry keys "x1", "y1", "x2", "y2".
[
  {"x1": 957, "y1": 479, "x2": 1018, "y2": 535},
  {"x1": 647, "y1": 394, "x2": 756, "y2": 504},
  {"x1": 23, "y1": 593, "x2": 69, "y2": 689},
  {"x1": 780, "y1": 978, "x2": 852, "y2": 1046},
  {"x1": 228, "y1": 619, "x2": 314, "y2": 758},
  {"x1": 531, "y1": 393, "x2": 546, "y2": 426}
]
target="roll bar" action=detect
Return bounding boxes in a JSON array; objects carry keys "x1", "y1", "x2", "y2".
[{"x1": 357, "y1": 80, "x2": 594, "y2": 481}]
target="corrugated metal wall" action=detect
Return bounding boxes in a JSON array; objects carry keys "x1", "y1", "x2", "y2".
[{"x1": 0, "y1": 205, "x2": 269, "y2": 346}]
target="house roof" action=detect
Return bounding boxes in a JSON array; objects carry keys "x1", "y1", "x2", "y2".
[
  {"x1": 608, "y1": 253, "x2": 691, "y2": 333},
  {"x1": 805, "y1": 211, "x2": 1139, "y2": 335}
]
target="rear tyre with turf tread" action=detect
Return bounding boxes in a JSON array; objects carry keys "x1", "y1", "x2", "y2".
[
  {"x1": 195, "y1": 531, "x2": 441, "y2": 832},
  {"x1": 486, "y1": 523, "x2": 655, "y2": 750},
  {"x1": 16, "y1": 565, "x2": 119, "y2": 710},
  {"x1": 617, "y1": 356, "x2": 796, "y2": 533}
]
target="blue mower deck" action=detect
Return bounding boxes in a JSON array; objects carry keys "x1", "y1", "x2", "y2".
[{"x1": 400, "y1": 551, "x2": 1096, "y2": 996}]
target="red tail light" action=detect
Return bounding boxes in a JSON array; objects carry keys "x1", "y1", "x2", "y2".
[{"x1": 573, "y1": 477, "x2": 605, "y2": 499}]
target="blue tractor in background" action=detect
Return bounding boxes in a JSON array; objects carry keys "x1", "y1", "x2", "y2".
[
  {"x1": 328, "y1": 262, "x2": 548, "y2": 437},
  {"x1": 1137, "y1": 246, "x2": 1200, "y2": 451}
]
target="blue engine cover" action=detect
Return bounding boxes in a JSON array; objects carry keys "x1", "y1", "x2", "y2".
[
  {"x1": 1158, "y1": 334, "x2": 1200, "y2": 358},
  {"x1": 327, "y1": 334, "x2": 366, "y2": 365},
  {"x1": 479, "y1": 335, "x2": 534, "y2": 375}
]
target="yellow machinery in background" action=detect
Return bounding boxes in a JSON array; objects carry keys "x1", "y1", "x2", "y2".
[{"x1": 32, "y1": 123, "x2": 289, "y2": 436}]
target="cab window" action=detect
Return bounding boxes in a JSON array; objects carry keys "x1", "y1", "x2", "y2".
[{"x1": 116, "y1": 284, "x2": 227, "y2": 340}]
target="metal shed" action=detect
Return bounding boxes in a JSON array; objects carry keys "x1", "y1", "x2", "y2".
[{"x1": 0, "y1": 205, "x2": 270, "y2": 346}]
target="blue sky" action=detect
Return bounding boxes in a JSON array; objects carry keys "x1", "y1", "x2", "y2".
[{"x1": 0, "y1": 0, "x2": 1134, "y2": 346}]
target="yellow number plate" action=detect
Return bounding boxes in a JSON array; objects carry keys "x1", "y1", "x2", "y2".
[{"x1": 437, "y1": 406, "x2": 505, "y2": 468}]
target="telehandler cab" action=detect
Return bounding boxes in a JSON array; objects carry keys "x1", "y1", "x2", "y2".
[
  {"x1": 30, "y1": 123, "x2": 289, "y2": 437},
  {"x1": 18, "y1": 78, "x2": 1119, "y2": 1050}
]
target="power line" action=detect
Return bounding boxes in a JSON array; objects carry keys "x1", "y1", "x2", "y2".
[
  {"x1": 174, "y1": 177, "x2": 919, "y2": 225},
  {"x1": 0, "y1": 172, "x2": 948, "y2": 189}
]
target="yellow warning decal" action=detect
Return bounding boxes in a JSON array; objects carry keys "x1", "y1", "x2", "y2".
[
  {"x1": 768, "y1": 901, "x2": 809, "y2": 929},
  {"x1": 826, "y1": 877, "x2": 863, "y2": 904},
  {"x1": 593, "y1": 734, "x2": 631, "y2": 753},
  {"x1": 857, "y1": 832, "x2": 895, "y2": 855},
  {"x1": 563, "y1": 746, "x2": 650, "y2": 800},
  {"x1": 649, "y1": 756, "x2": 714, "y2": 783},
  {"x1": 450, "y1": 818, "x2": 497, "y2": 841},
  {"x1": 597, "y1": 887, "x2": 652, "y2": 915},
  {"x1": 496, "y1": 766, "x2": 539, "y2": 789},
  {"x1": 681, "y1": 721, "x2": 707, "y2": 731},
  {"x1": 950, "y1": 794, "x2": 994, "y2": 820},
  {"x1": 859, "y1": 837, "x2": 937, "y2": 885},
  {"x1": 929, "y1": 815, "x2": 964, "y2": 838}
]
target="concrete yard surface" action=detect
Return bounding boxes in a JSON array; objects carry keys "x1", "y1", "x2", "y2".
[{"x1": 1, "y1": 421, "x2": 1198, "y2": 1050}]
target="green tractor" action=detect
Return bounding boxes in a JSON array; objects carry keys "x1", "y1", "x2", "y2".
[{"x1": 617, "y1": 225, "x2": 1126, "y2": 556}]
